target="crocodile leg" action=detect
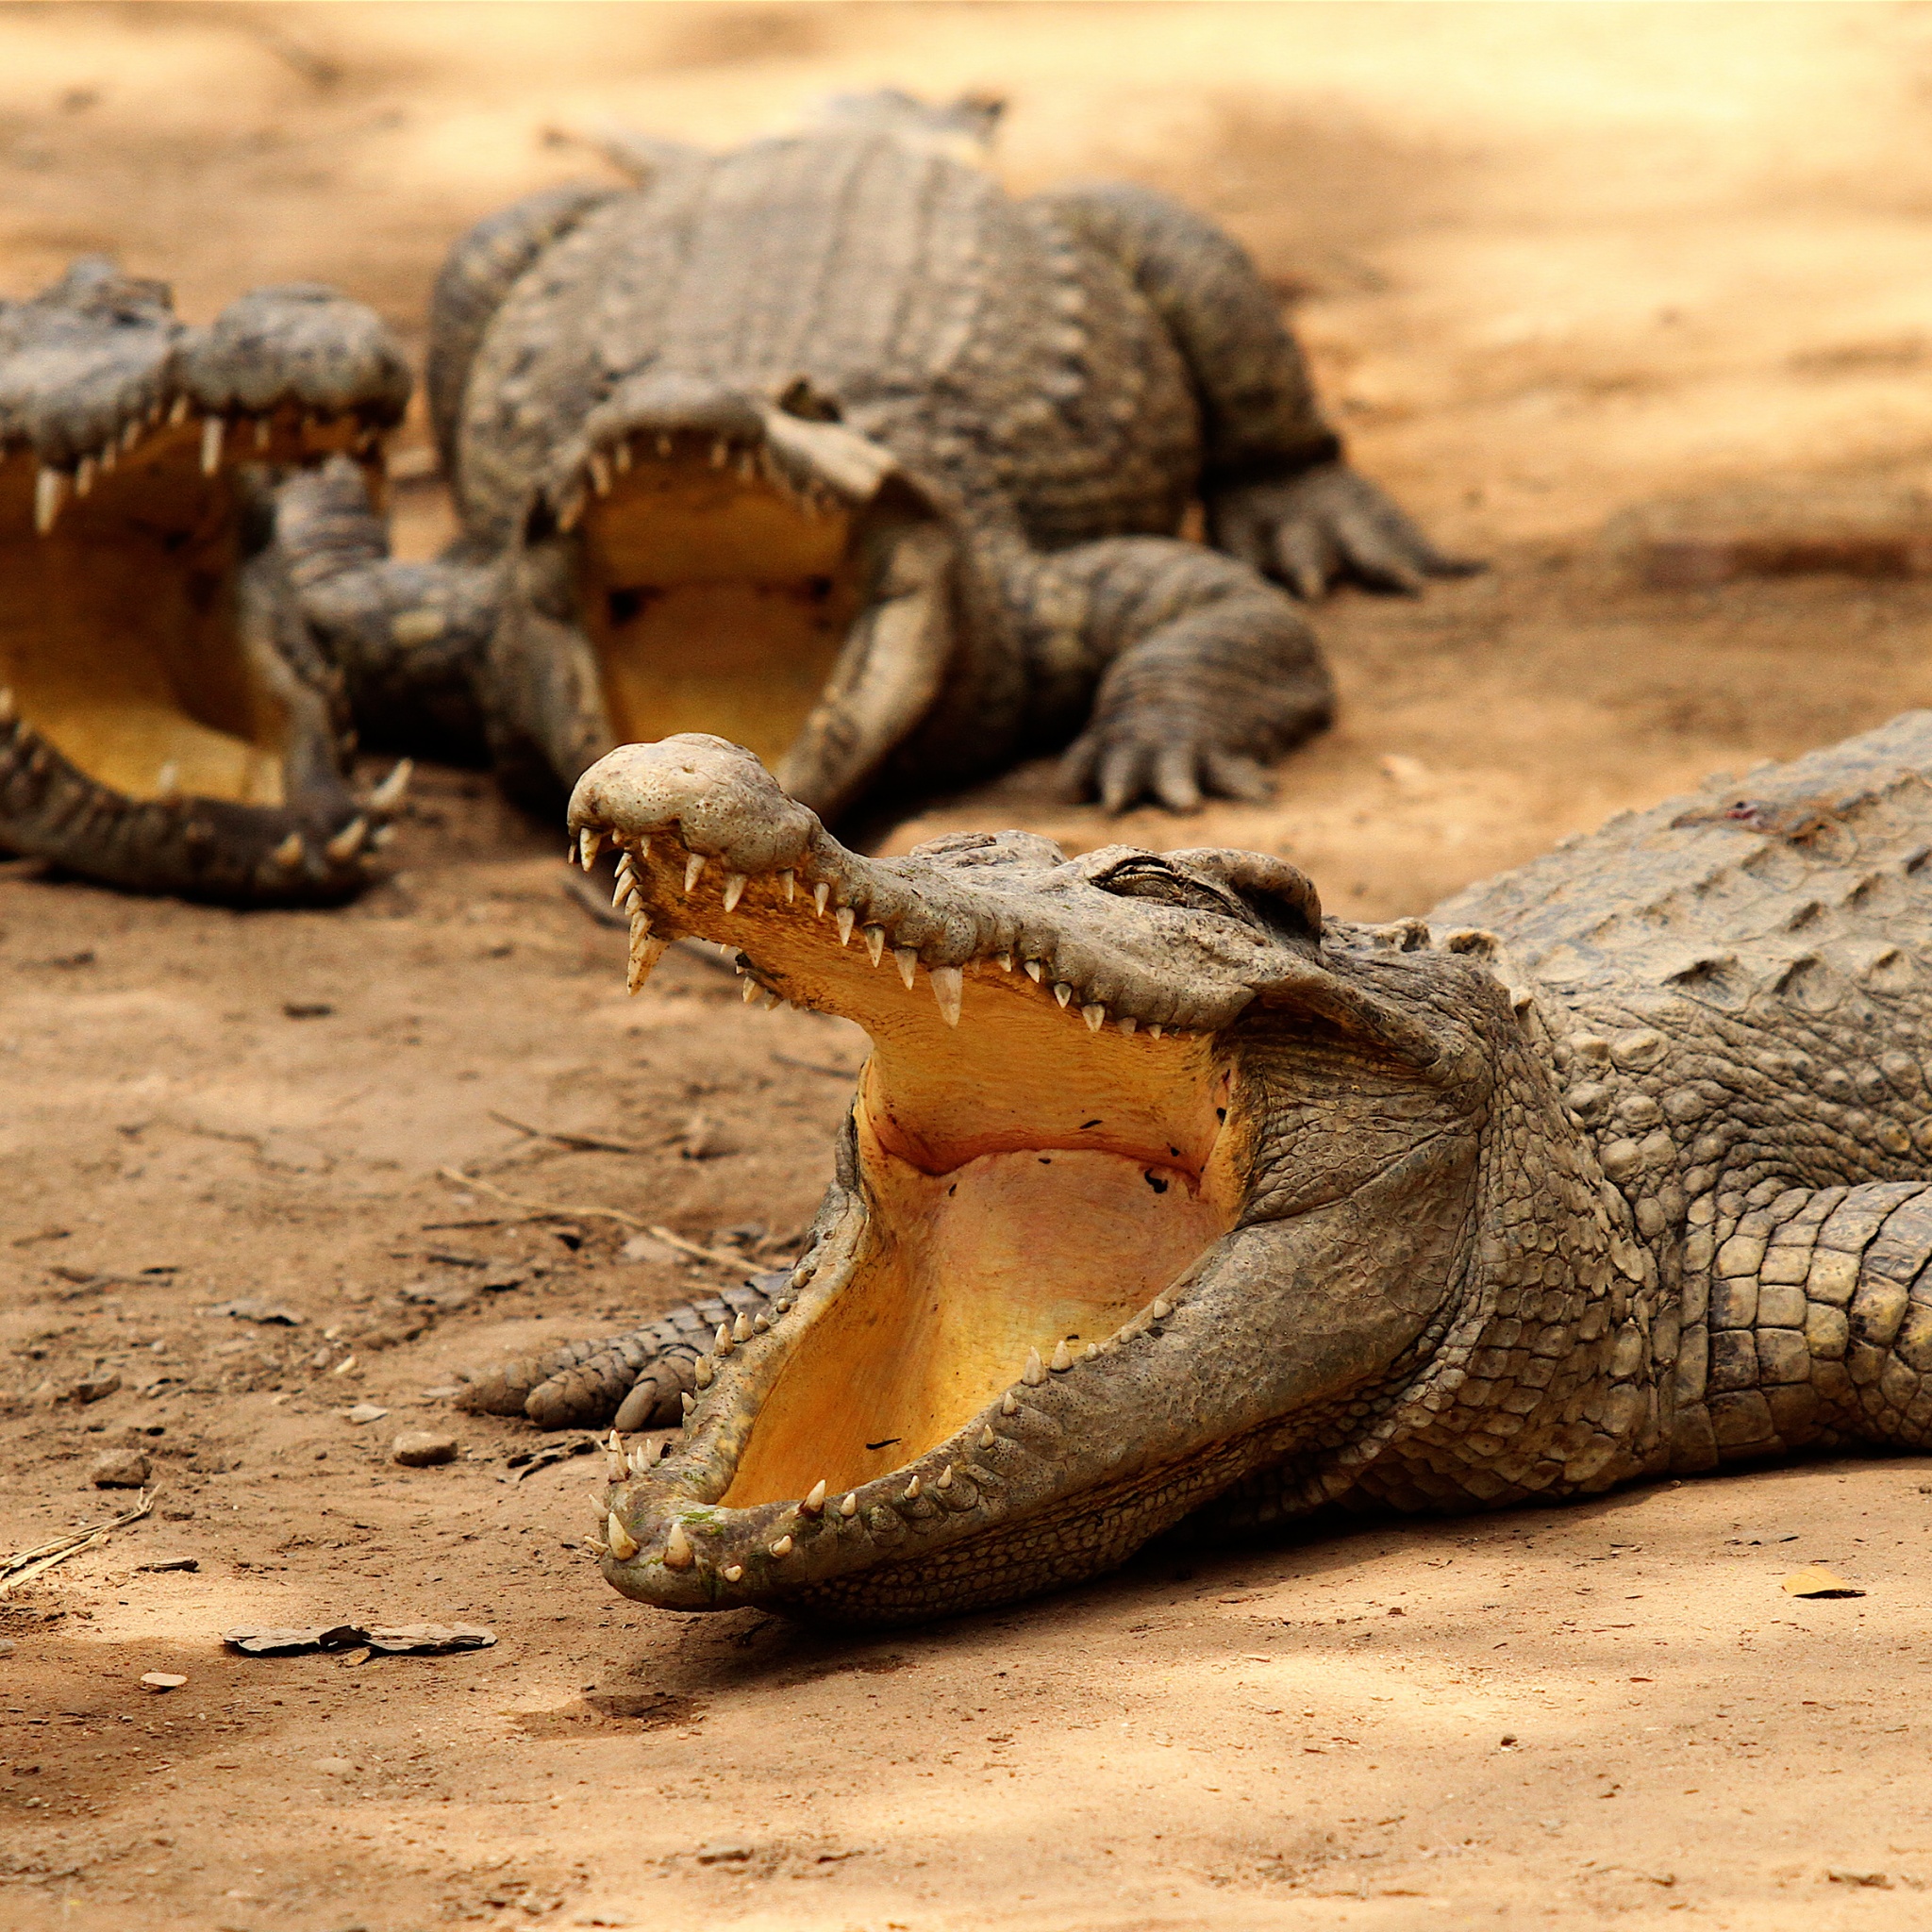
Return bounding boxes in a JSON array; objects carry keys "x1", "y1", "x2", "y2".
[
  {"x1": 458, "y1": 1274, "x2": 791, "y2": 1430},
  {"x1": 276, "y1": 458, "x2": 502, "y2": 763},
  {"x1": 1037, "y1": 181, "x2": 1476, "y2": 598},
  {"x1": 999, "y1": 534, "x2": 1335, "y2": 813},
  {"x1": 1671, "y1": 1181, "x2": 1932, "y2": 1469}
]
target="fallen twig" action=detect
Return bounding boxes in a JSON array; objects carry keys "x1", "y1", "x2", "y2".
[
  {"x1": 487, "y1": 1110, "x2": 655, "y2": 1156},
  {"x1": 437, "y1": 1170, "x2": 754, "y2": 1268},
  {"x1": 3, "y1": 1492, "x2": 152, "y2": 1592},
  {"x1": 770, "y1": 1050, "x2": 861, "y2": 1081}
]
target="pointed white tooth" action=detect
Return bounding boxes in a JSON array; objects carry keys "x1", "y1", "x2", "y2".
[
  {"x1": 614, "y1": 438, "x2": 631, "y2": 474},
  {"x1": 802, "y1": 1479, "x2": 827, "y2": 1515},
  {"x1": 200, "y1": 415, "x2": 224, "y2": 475},
  {"x1": 721, "y1": 872, "x2": 747, "y2": 911},
  {"x1": 722, "y1": 1561, "x2": 743, "y2": 1582},
  {"x1": 780, "y1": 870, "x2": 795, "y2": 903},
  {"x1": 731, "y1": 1312, "x2": 752, "y2": 1343},
  {"x1": 99, "y1": 441, "x2": 115, "y2": 472},
  {"x1": 693, "y1": 1358, "x2": 714, "y2": 1389},
  {"x1": 714, "y1": 1324, "x2": 733, "y2": 1355},
  {"x1": 812, "y1": 882, "x2": 829, "y2": 917},
  {"x1": 863, "y1": 924, "x2": 886, "y2": 967},
  {"x1": 1086, "y1": 1342, "x2": 1102, "y2": 1361},
  {"x1": 645, "y1": 1437, "x2": 665, "y2": 1468},
  {"x1": 1151, "y1": 1296, "x2": 1174, "y2": 1320},
  {"x1": 124, "y1": 417, "x2": 142, "y2": 450},
  {"x1": 709, "y1": 440, "x2": 727, "y2": 468},
  {"x1": 1147, "y1": 1023, "x2": 1164, "y2": 1040},
  {"x1": 839, "y1": 1492, "x2": 858, "y2": 1519},
  {"x1": 557, "y1": 493, "x2": 582, "y2": 532},
  {"x1": 683, "y1": 853, "x2": 705, "y2": 893},
  {"x1": 769, "y1": 1534, "x2": 793, "y2": 1557},
  {"x1": 605, "y1": 1511, "x2": 640, "y2": 1560},
  {"x1": 155, "y1": 762, "x2": 180, "y2": 801},
  {"x1": 1050, "y1": 1338, "x2": 1074, "y2": 1372},
  {"x1": 1118, "y1": 1015, "x2": 1137, "y2": 1035},
  {"x1": 742, "y1": 977, "x2": 760, "y2": 1004},
  {"x1": 610, "y1": 872, "x2": 630, "y2": 909},
  {"x1": 325, "y1": 816, "x2": 369, "y2": 863},
  {"x1": 752, "y1": 1312, "x2": 770, "y2": 1333},
  {"x1": 1082, "y1": 1003, "x2": 1105, "y2": 1033},
  {"x1": 34, "y1": 467, "x2": 64, "y2": 535},
  {"x1": 994, "y1": 953, "x2": 1013, "y2": 973},
  {"x1": 367, "y1": 758, "x2": 412, "y2": 813},
  {"x1": 168, "y1": 394, "x2": 189, "y2": 425},
  {"x1": 74, "y1": 456, "x2": 94, "y2": 497},
  {"x1": 1024, "y1": 960, "x2": 1043, "y2": 983},
  {"x1": 662, "y1": 1522, "x2": 694, "y2": 1570},
  {"x1": 930, "y1": 964, "x2": 962, "y2": 1026},
  {"x1": 626, "y1": 925, "x2": 670, "y2": 994},
  {"x1": 579, "y1": 827, "x2": 602, "y2": 869},
  {"x1": 272, "y1": 831, "x2": 306, "y2": 871},
  {"x1": 760, "y1": 990, "x2": 780, "y2": 1011},
  {"x1": 978, "y1": 1426, "x2": 996, "y2": 1450},
  {"x1": 1054, "y1": 982, "x2": 1073, "y2": 1008},
  {"x1": 1022, "y1": 1348, "x2": 1046, "y2": 1388},
  {"x1": 836, "y1": 907, "x2": 855, "y2": 945},
  {"x1": 902, "y1": 1475, "x2": 922, "y2": 1502},
  {"x1": 1001, "y1": 1391, "x2": 1020, "y2": 1415},
  {"x1": 894, "y1": 947, "x2": 918, "y2": 989},
  {"x1": 588, "y1": 451, "x2": 610, "y2": 496}
]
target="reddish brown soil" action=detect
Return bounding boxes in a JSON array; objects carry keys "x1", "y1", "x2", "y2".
[{"x1": 6, "y1": 8, "x2": 1932, "y2": 1929}]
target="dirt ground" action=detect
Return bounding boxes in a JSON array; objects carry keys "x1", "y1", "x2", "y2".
[{"x1": 8, "y1": 5, "x2": 1932, "y2": 1928}]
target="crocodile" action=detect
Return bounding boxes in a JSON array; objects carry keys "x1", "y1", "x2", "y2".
[
  {"x1": 458, "y1": 718, "x2": 1932, "y2": 1625},
  {"x1": 299, "y1": 92, "x2": 1468, "y2": 826},
  {"x1": 0, "y1": 258, "x2": 422, "y2": 902}
]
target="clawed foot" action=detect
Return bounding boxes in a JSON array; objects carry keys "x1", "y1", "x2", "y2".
[
  {"x1": 1210, "y1": 460, "x2": 1482, "y2": 600},
  {"x1": 1060, "y1": 720, "x2": 1276, "y2": 815}
]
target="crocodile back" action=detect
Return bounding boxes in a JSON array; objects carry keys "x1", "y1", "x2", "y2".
[{"x1": 456, "y1": 130, "x2": 1199, "y2": 549}]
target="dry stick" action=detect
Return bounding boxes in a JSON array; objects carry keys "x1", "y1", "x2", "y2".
[
  {"x1": 486, "y1": 1110, "x2": 656, "y2": 1156},
  {"x1": 435, "y1": 1169, "x2": 750, "y2": 1270},
  {"x1": 3, "y1": 1491, "x2": 154, "y2": 1592}
]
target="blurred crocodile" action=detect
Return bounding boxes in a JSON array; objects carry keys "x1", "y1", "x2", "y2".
[
  {"x1": 299, "y1": 93, "x2": 1469, "y2": 824},
  {"x1": 459, "y1": 716, "x2": 1932, "y2": 1624},
  {"x1": 0, "y1": 258, "x2": 423, "y2": 903}
]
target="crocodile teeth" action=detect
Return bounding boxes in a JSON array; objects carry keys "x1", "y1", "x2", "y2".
[
  {"x1": 1054, "y1": 982, "x2": 1074, "y2": 1008},
  {"x1": 693, "y1": 1357, "x2": 714, "y2": 1389},
  {"x1": 994, "y1": 953, "x2": 1013, "y2": 973},
  {"x1": 731, "y1": 1312, "x2": 753, "y2": 1343},
  {"x1": 367, "y1": 758, "x2": 413, "y2": 813},
  {"x1": 752, "y1": 1312, "x2": 770, "y2": 1333},
  {"x1": 721, "y1": 872, "x2": 747, "y2": 912},
  {"x1": 588, "y1": 451, "x2": 610, "y2": 496},
  {"x1": 813, "y1": 882, "x2": 830, "y2": 917},
  {"x1": 902, "y1": 1475, "x2": 922, "y2": 1502},
  {"x1": 1150, "y1": 1296, "x2": 1174, "y2": 1320},
  {"x1": 74, "y1": 456, "x2": 94, "y2": 497},
  {"x1": 935, "y1": 1465, "x2": 954, "y2": 1491},
  {"x1": 1024, "y1": 960, "x2": 1044, "y2": 983},
  {"x1": 605, "y1": 1511, "x2": 639, "y2": 1560},
  {"x1": 769, "y1": 1534, "x2": 793, "y2": 1557},
  {"x1": 614, "y1": 438, "x2": 632, "y2": 474},
  {"x1": 155, "y1": 762, "x2": 180, "y2": 801},
  {"x1": 325, "y1": 817, "x2": 369, "y2": 864},
  {"x1": 894, "y1": 946, "x2": 918, "y2": 989},
  {"x1": 1118, "y1": 1015, "x2": 1137, "y2": 1035},
  {"x1": 863, "y1": 924, "x2": 886, "y2": 966},
  {"x1": 1022, "y1": 1348, "x2": 1047, "y2": 1388},
  {"x1": 1049, "y1": 1338, "x2": 1075, "y2": 1372},
  {"x1": 709, "y1": 440, "x2": 728, "y2": 468},
  {"x1": 800, "y1": 1479, "x2": 828, "y2": 1516},
  {"x1": 835, "y1": 907, "x2": 855, "y2": 945},
  {"x1": 683, "y1": 853, "x2": 705, "y2": 893},
  {"x1": 34, "y1": 467, "x2": 63, "y2": 535},
  {"x1": 1082, "y1": 1003, "x2": 1106, "y2": 1033},
  {"x1": 723, "y1": 1562, "x2": 744, "y2": 1582},
  {"x1": 273, "y1": 832, "x2": 306, "y2": 871},
  {"x1": 1086, "y1": 1342, "x2": 1103, "y2": 1361},
  {"x1": 1147, "y1": 1023, "x2": 1164, "y2": 1040},
  {"x1": 1001, "y1": 1391, "x2": 1020, "y2": 1415},
  {"x1": 978, "y1": 1426, "x2": 996, "y2": 1449},
  {"x1": 929, "y1": 964, "x2": 963, "y2": 1027},
  {"x1": 741, "y1": 976, "x2": 759, "y2": 1003},
  {"x1": 626, "y1": 920, "x2": 668, "y2": 993},
  {"x1": 714, "y1": 1323, "x2": 734, "y2": 1356},
  {"x1": 839, "y1": 1492, "x2": 858, "y2": 1518},
  {"x1": 579, "y1": 827, "x2": 602, "y2": 869},
  {"x1": 780, "y1": 870, "x2": 796, "y2": 902},
  {"x1": 662, "y1": 1522, "x2": 694, "y2": 1570},
  {"x1": 200, "y1": 415, "x2": 224, "y2": 475}
]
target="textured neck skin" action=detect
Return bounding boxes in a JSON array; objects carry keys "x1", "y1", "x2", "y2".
[{"x1": 1417, "y1": 709, "x2": 1932, "y2": 1484}]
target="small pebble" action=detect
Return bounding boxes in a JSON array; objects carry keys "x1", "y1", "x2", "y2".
[
  {"x1": 71, "y1": 1372, "x2": 122, "y2": 1406},
  {"x1": 90, "y1": 1447, "x2": 149, "y2": 1489},
  {"x1": 311, "y1": 1756, "x2": 357, "y2": 1775},
  {"x1": 0, "y1": 1638, "x2": 16, "y2": 1657},
  {"x1": 139, "y1": 1673, "x2": 187, "y2": 1690},
  {"x1": 391, "y1": 1429, "x2": 458, "y2": 1468}
]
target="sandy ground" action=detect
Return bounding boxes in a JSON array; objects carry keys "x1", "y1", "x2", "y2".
[{"x1": 7, "y1": 4, "x2": 1932, "y2": 1927}]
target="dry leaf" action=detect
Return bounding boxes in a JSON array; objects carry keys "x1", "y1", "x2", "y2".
[{"x1": 1781, "y1": 1565, "x2": 1866, "y2": 1598}]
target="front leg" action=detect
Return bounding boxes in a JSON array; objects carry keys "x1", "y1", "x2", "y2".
[{"x1": 1006, "y1": 536, "x2": 1334, "y2": 813}]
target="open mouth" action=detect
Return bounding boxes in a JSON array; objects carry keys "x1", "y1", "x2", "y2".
[
  {"x1": 0, "y1": 264, "x2": 412, "y2": 900},
  {"x1": 559, "y1": 734, "x2": 1330, "y2": 1623},
  {"x1": 509, "y1": 375, "x2": 953, "y2": 824}
]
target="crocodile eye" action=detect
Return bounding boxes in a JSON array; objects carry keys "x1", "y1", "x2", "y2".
[{"x1": 1091, "y1": 857, "x2": 1249, "y2": 921}]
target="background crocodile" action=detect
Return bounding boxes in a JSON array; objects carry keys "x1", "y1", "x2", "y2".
[
  {"x1": 301, "y1": 92, "x2": 1469, "y2": 826},
  {"x1": 0, "y1": 259, "x2": 423, "y2": 903},
  {"x1": 463, "y1": 718, "x2": 1932, "y2": 1624}
]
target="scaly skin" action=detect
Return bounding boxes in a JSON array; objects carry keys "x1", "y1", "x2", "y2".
[
  {"x1": 456, "y1": 715, "x2": 1932, "y2": 1625},
  {"x1": 0, "y1": 259, "x2": 416, "y2": 902},
  {"x1": 307, "y1": 95, "x2": 1471, "y2": 824}
]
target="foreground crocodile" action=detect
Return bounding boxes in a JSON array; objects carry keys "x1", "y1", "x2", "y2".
[
  {"x1": 458, "y1": 717, "x2": 1932, "y2": 1624},
  {"x1": 303, "y1": 93, "x2": 1468, "y2": 824},
  {"x1": 0, "y1": 259, "x2": 427, "y2": 902}
]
